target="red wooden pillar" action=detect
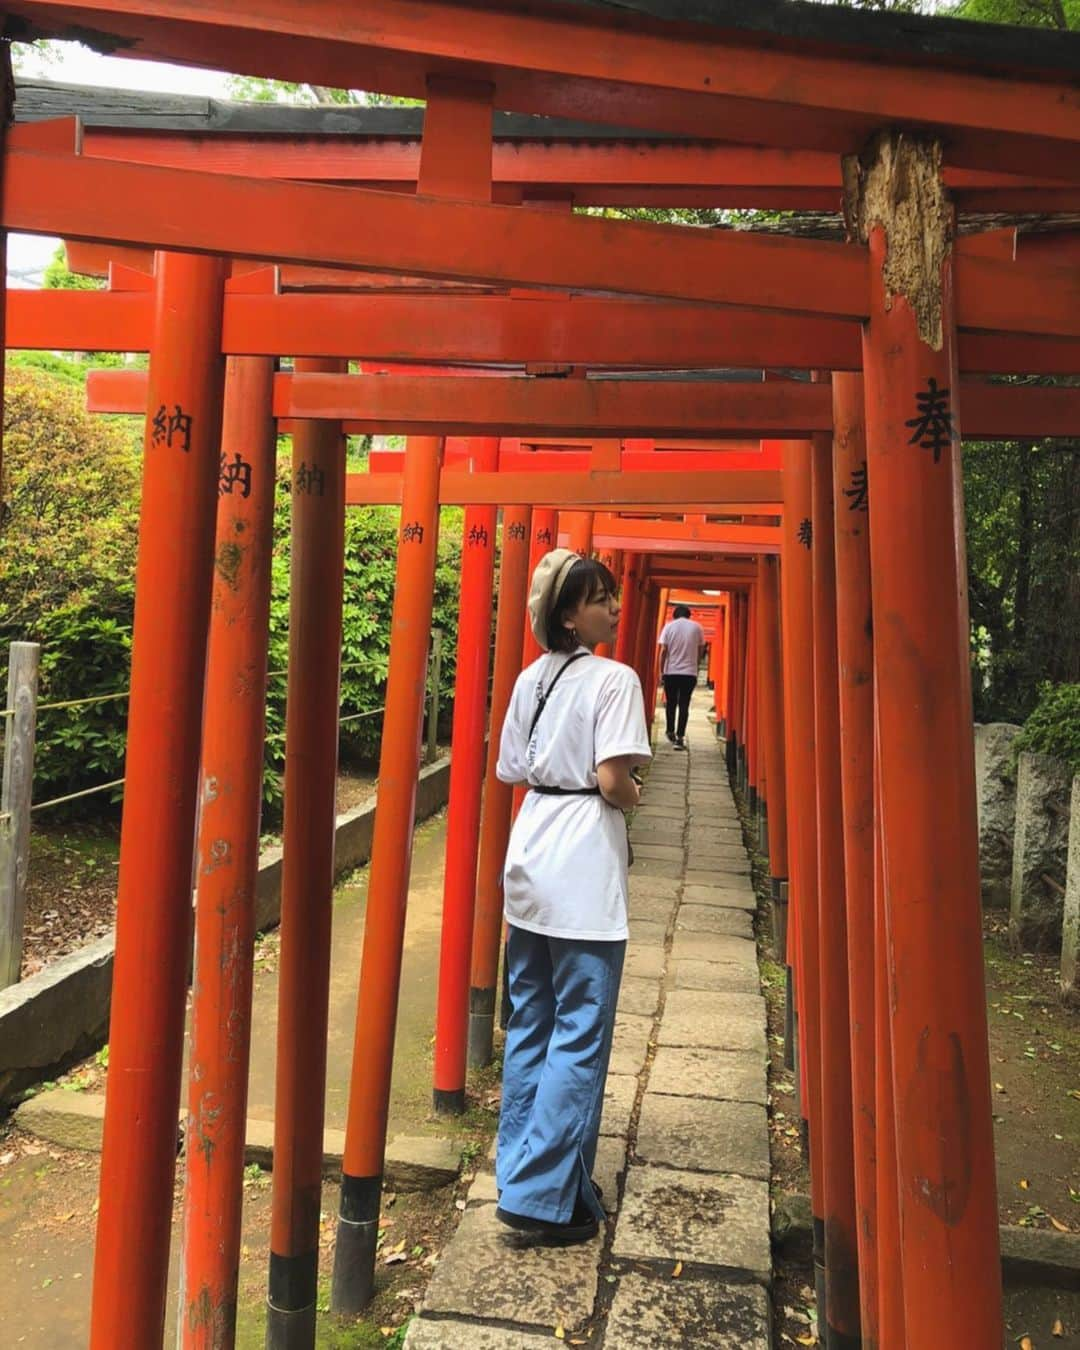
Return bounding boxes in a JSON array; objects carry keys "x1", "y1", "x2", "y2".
[
  {"x1": 468, "y1": 505, "x2": 532, "y2": 1067},
  {"x1": 594, "y1": 547, "x2": 618, "y2": 659},
  {"x1": 725, "y1": 592, "x2": 743, "y2": 774},
  {"x1": 811, "y1": 425, "x2": 860, "y2": 1346},
  {"x1": 521, "y1": 508, "x2": 558, "y2": 667},
  {"x1": 0, "y1": 46, "x2": 8, "y2": 497},
  {"x1": 758, "y1": 557, "x2": 789, "y2": 953},
  {"x1": 432, "y1": 438, "x2": 499, "y2": 1116},
  {"x1": 333, "y1": 75, "x2": 494, "y2": 1316},
  {"x1": 874, "y1": 743, "x2": 906, "y2": 1347},
  {"x1": 267, "y1": 358, "x2": 346, "y2": 1345},
  {"x1": 744, "y1": 585, "x2": 757, "y2": 802},
  {"x1": 561, "y1": 509, "x2": 594, "y2": 556},
  {"x1": 754, "y1": 566, "x2": 770, "y2": 843},
  {"x1": 614, "y1": 552, "x2": 642, "y2": 666},
  {"x1": 719, "y1": 595, "x2": 732, "y2": 737},
  {"x1": 181, "y1": 354, "x2": 277, "y2": 1348},
  {"x1": 854, "y1": 133, "x2": 1000, "y2": 1346},
  {"x1": 832, "y1": 372, "x2": 879, "y2": 1343},
  {"x1": 90, "y1": 252, "x2": 228, "y2": 1349},
  {"x1": 331, "y1": 432, "x2": 445, "y2": 1312},
  {"x1": 780, "y1": 439, "x2": 824, "y2": 1317},
  {"x1": 709, "y1": 600, "x2": 724, "y2": 727}
]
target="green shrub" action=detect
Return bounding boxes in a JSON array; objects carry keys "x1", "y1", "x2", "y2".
[
  {"x1": 0, "y1": 365, "x2": 140, "y2": 804},
  {"x1": 1014, "y1": 682, "x2": 1080, "y2": 774},
  {"x1": 1, "y1": 367, "x2": 468, "y2": 817},
  {"x1": 261, "y1": 465, "x2": 464, "y2": 813}
]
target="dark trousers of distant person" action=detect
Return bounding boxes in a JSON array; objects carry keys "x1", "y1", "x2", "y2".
[{"x1": 662, "y1": 673, "x2": 696, "y2": 741}]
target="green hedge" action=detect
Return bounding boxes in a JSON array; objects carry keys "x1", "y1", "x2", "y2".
[{"x1": 0, "y1": 365, "x2": 468, "y2": 818}]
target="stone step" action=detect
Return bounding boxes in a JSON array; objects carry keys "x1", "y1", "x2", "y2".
[{"x1": 14, "y1": 1089, "x2": 459, "y2": 1192}]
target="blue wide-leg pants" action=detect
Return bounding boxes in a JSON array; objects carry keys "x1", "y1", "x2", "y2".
[{"x1": 496, "y1": 924, "x2": 625, "y2": 1224}]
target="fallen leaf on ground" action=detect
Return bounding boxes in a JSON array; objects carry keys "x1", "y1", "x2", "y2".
[
  {"x1": 554, "y1": 1326, "x2": 565, "y2": 1340},
  {"x1": 1052, "y1": 1319, "x2": 1064, "y2": 1337},
  {"x1": 672, "y1": 1260, "x2": 683, "y2": 1278},
  {"x1": 1049, "y1": 1216, "x2": 1070, "y2": 1233},
  {"x1": 1019, "y1": 1336, "x2": 1034, "y2": 1349},
  {"x1": 454, "y1": 1199, "x2": 466, "y2": 1211},
  {"x1": 795, "y1": 1335, "x2": 816, "y2": 1347},
  {"x1": 1019, "y1": 1179, "x2": 1030, "y2": 1190},
  {"x1": 383, "y1": 1252, "x2": 407, "y2": 1266}
]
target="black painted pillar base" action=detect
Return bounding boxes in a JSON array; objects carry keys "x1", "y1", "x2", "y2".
[
  {"x1": 266, "y1": 1250, "x2": 318, "y2": 1350},
  {"x1": 468, "y1": 985, "x2": 496, "y2": 1069},
  {"x1": 433, "y1": 1086, "x2": 466, "y2": 1115},
  {"x1": 813, "y1": 1216, "x2": 827, "y2": 1350},
  {"x1": 331, "y1": 1173, "x2": 382, "y2": 1315}
]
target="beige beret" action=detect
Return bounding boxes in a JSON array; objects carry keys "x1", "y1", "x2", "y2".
[{"x1": 527, "y1": 548, "x2": 582, "y2": 652}]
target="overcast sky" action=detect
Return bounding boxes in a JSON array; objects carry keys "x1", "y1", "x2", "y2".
[{"x1": 9, "y1": 42, "x2": 232, "y2": 286}]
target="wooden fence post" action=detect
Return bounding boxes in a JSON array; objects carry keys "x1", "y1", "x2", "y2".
[{"x1": 0, "y1": 641, "x2": 40, "y2": 989}]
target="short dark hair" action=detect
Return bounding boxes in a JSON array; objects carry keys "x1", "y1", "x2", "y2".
[
  {"x1": 546, "y1": 558, "x2": 618, "y2": 653},
  {"x1": 673, "y1": 604, "x2": 692, "y2": 619}
]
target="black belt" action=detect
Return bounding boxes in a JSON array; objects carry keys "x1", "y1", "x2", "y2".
[{"x1": 529, "y1": 784, "x2": 601, "y2": 796}]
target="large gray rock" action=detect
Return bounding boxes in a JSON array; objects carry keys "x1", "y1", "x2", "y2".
[
  {"x1": 1010, "y1": 750, "x2": 1072, "y2": 947},
  {"x1": 974, "y1": 723, "x2": 1021, "y2": 908},
  {"x1": 1062, "y1": 776, "x2": 1080, "y2": 1007},
  {"x1": 604, "y1": 1273, "x2": 770, "y2": 1349}
]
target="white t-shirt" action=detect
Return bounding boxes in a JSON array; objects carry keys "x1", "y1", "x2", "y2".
[
  {"x1": 659, "y1": 617, "x2": 706, "y2": 677},
  {"x1": 496, "y1": 650, "x2": 652, "y2": 941}
]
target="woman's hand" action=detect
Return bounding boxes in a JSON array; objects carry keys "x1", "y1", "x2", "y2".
[{"x1": 596, "y1": 755, "x2": 642, "y2": 811}]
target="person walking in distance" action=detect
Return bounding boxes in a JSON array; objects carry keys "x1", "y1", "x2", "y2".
[{"x1": 658, "y1": 604, "x2": 706, "y2": 750}]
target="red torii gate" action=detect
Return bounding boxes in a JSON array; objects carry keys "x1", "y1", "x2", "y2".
[{"x1": 0, "y1": 6, "x2": 1076, "y2": 1348}]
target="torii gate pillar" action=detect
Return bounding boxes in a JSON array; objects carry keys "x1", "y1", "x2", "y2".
[{"x1": 849, "y1": 131, "x2": 1001, "y2": 1347}]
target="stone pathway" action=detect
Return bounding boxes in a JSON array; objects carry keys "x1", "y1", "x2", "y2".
[{"x1": 406, "y1": 701, "x2": 772, "y2": 1347}]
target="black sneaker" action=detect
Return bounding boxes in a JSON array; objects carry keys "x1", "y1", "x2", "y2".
[
  {"x1": 495, "y1": 1198, "x2": 599, "y2": 1246},
  {"x1": 665, "y1": 731, "x2": 675, "y2": 743},
  {"x1": 674, "y1": 738, "x2": 687, "y2": 751}
]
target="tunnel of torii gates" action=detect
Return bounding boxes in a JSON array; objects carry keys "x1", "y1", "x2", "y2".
[{"x1": 0, "y1": 6, "x2": 1078, "y2": 1348}]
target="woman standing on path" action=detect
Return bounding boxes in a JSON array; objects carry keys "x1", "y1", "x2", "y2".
[{"x1": 493, "y1": 549, "x2": 652, "y2": 1245}]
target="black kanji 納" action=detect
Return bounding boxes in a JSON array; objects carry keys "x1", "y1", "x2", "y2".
[
  {"x1": 467, "y1": 523, "x2": 489, "y2": 548},
  {"x1": 151, "y1": 403, "x2": 193, "y2": 453},
  {"x1": 219, "y1": 452, "x2": 253, "y2": 499},
  {"x1": 507, "y1": 522, "x2": 527, "y2": 541},
  {"x1": 295, "y1": 461, "x2": 325, "y2": 496},
  {"x1": 797, "y1": 517, "x2": 813, "y2": 548},
  {"x1": 535, "y1": 527, "x2": 552, "y2": 545},
  {"x1": 402, "y1": 521, "x2": 425, "y2": 543}
]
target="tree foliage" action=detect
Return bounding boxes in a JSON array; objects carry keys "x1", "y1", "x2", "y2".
[
  {"x1": 0, "y1": 366, "x2": 141, "y2": 802},
  {"x1": 0, "y1": 367, "x2": 467, "y2": 815},
  {"x1": 1014, "y1": 683, "x2": 1080, "y2": 772}
]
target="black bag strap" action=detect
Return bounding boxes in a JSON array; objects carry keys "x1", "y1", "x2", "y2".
[{"x1": 528, "y1": 651, "x2": 590, "y2": 740}]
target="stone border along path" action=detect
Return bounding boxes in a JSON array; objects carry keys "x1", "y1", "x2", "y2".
[{"x1": 406, "y1": 702, "x2": 772, "y2": 1348}]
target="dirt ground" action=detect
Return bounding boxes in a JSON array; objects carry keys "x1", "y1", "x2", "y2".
[
  {"x1": 19, "y1": 766, "x2": 380, "y2": 978},
  {"x1": 0, "y1": 1108, "x2": 497, "y2": 1349},
  {"x1": 754, "y1": 820, "x2": 1080, "y2": 1347}
]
